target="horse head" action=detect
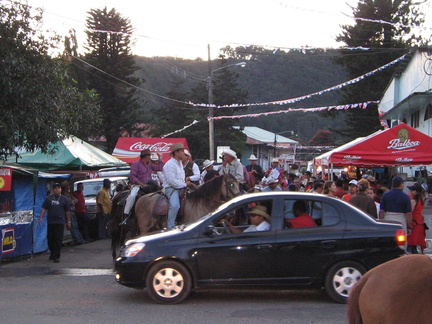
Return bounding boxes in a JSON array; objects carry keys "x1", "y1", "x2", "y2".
[{"x1": 220, "y1": 173, "x2": 241, "y2": 201}]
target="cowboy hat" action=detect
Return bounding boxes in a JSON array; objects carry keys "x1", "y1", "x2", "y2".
[
  {"x1": 271, "y1": 158, "x2": 279, "y2": 163},
  {"x1": 202, "y1": 159, "x2": 214, "y2": 169},
  {"x1": 248, "y1": 206, "x2": 271, "y2": 222},
  {"x1": 150, "y1": 153, "x2": 159, "y2": 161},
  {"x1": 266, "y1": 178, "x2": 278, "y2": 185},
  {"x1": 221, "y1": 149, "x2": 237, "y2": 159},
  {"x1": 171, "y1": 143, "x2": 186, "y2": 154},
  {"x1": 248, "y1": 154, "x2": 258, "y2": 161}
]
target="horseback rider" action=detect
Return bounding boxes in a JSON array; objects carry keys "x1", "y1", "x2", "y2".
[
  {"x1": 163, "y1": 143, "x2": 191, "y2": 229},
  {"x1": 123, "y1": 149, "x2": 164, "y2": 218}
]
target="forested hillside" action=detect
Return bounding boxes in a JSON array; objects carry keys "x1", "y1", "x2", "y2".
[{"x1": 134, "y1": 48, "x2": 349, "y2": 144}]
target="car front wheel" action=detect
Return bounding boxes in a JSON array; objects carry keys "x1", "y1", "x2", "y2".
[
  {"x1": 145, "y1": 260, "x2": 192, "y2": 304},
  {"x1": 324, "y1": 261, "x2": 366, "y2": 303}
]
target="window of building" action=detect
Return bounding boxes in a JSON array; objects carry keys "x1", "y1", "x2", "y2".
[
  {"x1": 424, "y1": 104, "x2": 432, "y2": 121},
  {"x1": 411, "y1": 111, "x2": 420, "y2": 128}
]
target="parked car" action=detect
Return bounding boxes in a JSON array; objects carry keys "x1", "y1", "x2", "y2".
[
  {"x1": 73, "y1": 177, "x2": 128, "y2": 219},
  {"x1": 114, "y1": 192, "x2": 406, "y2": 304}
]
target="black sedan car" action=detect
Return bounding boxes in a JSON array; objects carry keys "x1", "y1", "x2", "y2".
[{"x1": 115, "y1": 192, "x2": 406, "y2": 304}]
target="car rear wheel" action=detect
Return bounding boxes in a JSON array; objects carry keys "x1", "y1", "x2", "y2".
[
  {"x1": 145, "y1": 260, "x2": 192, "y2": 304},
  {"x1": 324, "y1": 261, "x2": 366, "y2": 303}
]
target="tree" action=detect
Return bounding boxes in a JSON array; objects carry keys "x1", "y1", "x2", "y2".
[
  {"x1": 83, "y1": 7, "x2": 143, "y2": 152},
  {"x1": 309, "y1": 130, "x2": 334, "y2": 146},
  {"x1": 0, "y1": 2, "x2": 100, "y2": 159},
  {"x1": 332, "y1": 0, "x2": 425, "y2": 141},
  {"x1": 147, "y1": 55, "x2": 248, "y2": 159}
]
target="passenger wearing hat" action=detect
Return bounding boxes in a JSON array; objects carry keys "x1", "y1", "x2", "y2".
[
  {"x1": 38, "y1": 183, "x2": 71, "y2": 263},
  {"x1": 222, "y1": 205, "x2": 271, "y2": 233},
  {"x1": 246, "y1": 154, "x2": 264, "y2": 183},
  {"x1": 286, "y1": 200, "x2": 317, "y2": 228},
  {"x1": 96, "y1": 179, "x2": 112, "y2": 239},
  {"x1": 219, "y1": 149, "x2": 244, "y2": 187},
  {"x1": 263, "y1": 178, "x2": 282, "y2": 192},
  {"x1": 163, "y1": 143, "x2": 189, "y2": 228},
  {"x1": 379, "y1": 175, "x2": 412, "y2": 249},
  {"x1": 407, "y1": 183, "x2": 427, "y2": 254},
  {"x1": 124, "y1": 149, "x2": 165, "y2": 217},
  {"x1": 200, "y1": 159, "x2": 214, "y2": 184},
  {"x1": 342, "y1": 179, "x2": 358, "y2": 202},
  {"x1": 182, "y1": 149, "x2": 200, "y2": 186}
]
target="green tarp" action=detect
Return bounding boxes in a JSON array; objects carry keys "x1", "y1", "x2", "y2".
[{"x1": 5, "y1": 136, "x2": 127, "y2": 170}]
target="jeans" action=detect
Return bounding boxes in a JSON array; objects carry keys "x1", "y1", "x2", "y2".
[
  {"x1": 69, "y1": 211, "x2": 84, "y2": 244},
  {"x1": 97, "y1": 212, "x2": 110, "y2": 239},
  {"x1": 124, "y1": 185, "x2": 140, "y2": 215},
  {"x1": 165, "y1": 187, "x2": 180, "y2": 229},
  {"x1": 75, "y1": 211, "x2": 91, "y2": 240},
  {"x1": 47, "y1": 223, "x2": 64, "y2": 260}
]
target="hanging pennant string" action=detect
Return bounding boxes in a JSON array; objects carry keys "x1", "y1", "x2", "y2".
[
  {"x1": 378, "y1": 110, "x2": 390, "y2": 129},
  {"x1": 193, "y1": 54, "x2": 406, "y2": 109},
  {"x1": 161, "y1": 120, "x2": 199, "y2": 138},
  {"x1": 208, "y1": 101, "x2": 379, "y2": 121}
]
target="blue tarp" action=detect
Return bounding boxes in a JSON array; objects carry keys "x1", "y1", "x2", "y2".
[{"x1": 0, "y1": 167, "x2": 72, "y2": 258}]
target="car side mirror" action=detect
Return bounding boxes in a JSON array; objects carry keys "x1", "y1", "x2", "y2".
[{"x1": 204, "y1": 225, "x2": 216, "y2": 237}]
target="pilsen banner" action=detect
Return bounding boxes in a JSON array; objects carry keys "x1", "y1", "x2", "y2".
[
  {"x1": 112, "y1": 138, "x2": 189, "y2": 164},
  {"x1": 329, "y1": 123, "x2": 432, "y2": 167},
  {"x1": 0, "y1": 167, "x2": 12, "y2": 191}
]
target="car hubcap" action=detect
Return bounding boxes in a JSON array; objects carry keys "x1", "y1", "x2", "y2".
[
  {"x1": 153, "y1": 268, "x2": 184, "y2": 298},
  {"x1": 332, "y1": 267, "x2": 362, "y2": 298}
]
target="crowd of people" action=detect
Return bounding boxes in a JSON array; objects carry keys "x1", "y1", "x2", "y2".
[{"x1": 38, "y1": 145, "x2": 429, "y2": 262}]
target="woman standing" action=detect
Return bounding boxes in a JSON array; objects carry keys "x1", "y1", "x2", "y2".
[
  {"x1": 323, "y1": 181, "x2": 338, "y2": 198},
  {"x1": 407, "y1": 183, "x2": 427, "y2": 254}
]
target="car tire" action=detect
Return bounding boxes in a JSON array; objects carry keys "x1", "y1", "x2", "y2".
[
  {"x1": 324, "y1": 261, "x2": 366, "y2": 304},
  {"x1": 145, "y1": 260, "x2": 192, "y2": 304}
]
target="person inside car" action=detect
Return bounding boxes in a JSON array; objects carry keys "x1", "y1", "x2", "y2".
[
  {"x1": 222, "y1": 205, "x2": 271, "y2": 233},
  {"x1": 285, "y1": 200, "x2": 317, "y2": 228}
]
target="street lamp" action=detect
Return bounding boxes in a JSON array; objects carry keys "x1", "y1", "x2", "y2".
[
  {"x1": 273, "y1": 130, "x2": 296, "y2": 159},
  {"x1": 208, "y1": 45, "x2": 246, "y2": 160}
]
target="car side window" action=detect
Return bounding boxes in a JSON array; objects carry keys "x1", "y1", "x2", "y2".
[
  {"x1": 321, "y1": 202, "x2": 340, "y2": 226},
  {"x1": 284, "y1": 199, "x2": 319, "y2": 229},
  {"x1": 213, "y1": 200, "x2": 272, "y2": 235}
]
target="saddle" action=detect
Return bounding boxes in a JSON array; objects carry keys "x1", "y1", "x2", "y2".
[{"x1": 151, "y1": 188, "x2": 188, "y2": 218}]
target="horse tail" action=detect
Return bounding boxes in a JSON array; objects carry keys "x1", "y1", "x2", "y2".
[{"x1": 347, "y1": 272, "x2": 369, "y2": 324}]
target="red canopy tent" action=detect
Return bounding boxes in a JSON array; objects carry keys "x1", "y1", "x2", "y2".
[
  {"x1": 112, "y1": 138, "x2": 189, "y2": 164},
  {"x1": 325, "y1": 123, "x2": 432, "y2": 167}
]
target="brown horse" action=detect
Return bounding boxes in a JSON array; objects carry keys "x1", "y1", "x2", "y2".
[
  {"x1": 134, "y1": 173, "x2": 240, "y2": 235},
  {"x1": 347, "y1": 254, "x2": 432, "y2": 324}
]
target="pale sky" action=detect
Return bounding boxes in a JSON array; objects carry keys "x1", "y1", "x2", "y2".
[{"x1": 22, "y1": 0, "x2": 432, "y2": 59}]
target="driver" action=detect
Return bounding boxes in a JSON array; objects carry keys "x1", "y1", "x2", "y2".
[{"x1": 222, "y1": 205, "x2": 271, "y2": 233}]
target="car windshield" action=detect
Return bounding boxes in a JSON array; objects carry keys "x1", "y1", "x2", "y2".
[{"x1": 82, "y1": 182, "x2": 103, "y2": 197}]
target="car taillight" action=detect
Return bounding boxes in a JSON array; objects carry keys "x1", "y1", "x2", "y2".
[{"x1": 395, "y1": 229, "x2": 406, "y2": 246}]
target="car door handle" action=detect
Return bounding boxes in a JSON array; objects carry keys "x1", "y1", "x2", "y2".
[
  {"x1": 257, "y1": 244, "x2": 272, "y2": 251},
  {"x1": 321, "y1": 240, "x2": 336, "y2": 249}
]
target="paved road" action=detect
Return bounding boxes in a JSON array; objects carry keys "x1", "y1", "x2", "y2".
[{"x1": 0, "y1": 239, "x2": 348, "y2": 324}]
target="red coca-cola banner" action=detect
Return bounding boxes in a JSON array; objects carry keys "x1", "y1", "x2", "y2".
[
  {"x1": 0, "y1": 167, "x2": 12, "y2": 191},
  {"x1": 112, "y1": 138, "x2": 189, "y2": 164}
]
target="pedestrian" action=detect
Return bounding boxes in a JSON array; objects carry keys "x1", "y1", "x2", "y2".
[
  {"x1": 342, "y1": 180, "x2": 358, "y2": 202},
  {"x1": 334, "y1": 178, "x2": 347, "y2": 199},
  {"x1": 366, "y1": 187, "x2": 381, "y2": 218},
  {"x1": 262, "y1": 178, "x2": 282, "y2": 192},
  {"x1": 163, "y1": 143, "x2": 189, "y2": 229},
  {"x1": 72, "y1": 182, "x2": 91, "y2": 242},
  {"x1": 38, "y1": 183, "x2": 71, "y2": 263},
  {"x1": 407, "y1": 183, "x2": 427, "y2": 254},
  {"x1": 61, "y1": 180, "x2": 85, "y2": 245},
  {"x1": 350, "y1": 179, "x2": 377, "y2": 218},
  {"x1": 379, "y1": 175, "x2": 412, "y2": 249},
  {"x1": 96, "y1": 178, "x2": 112, "y2": 239},
  {"x1": 324, "y1": 181, "x2": 338, "y2": 198}
]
